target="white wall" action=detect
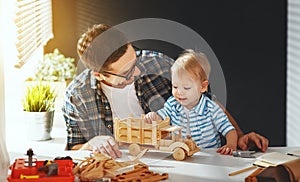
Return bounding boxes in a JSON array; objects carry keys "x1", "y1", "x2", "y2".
[
  {"x1": 287, "y1": 0, "x2": 300, "y2": 146},
  {"x1": 0, "y1": 42, "x2": 10, "y2": 179},
  {"x1": 0, "y1": 0, "x2": 10, "y2": 177}
]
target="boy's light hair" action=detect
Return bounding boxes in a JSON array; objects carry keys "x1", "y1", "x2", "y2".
[{"x1": 171, "y1": 49, "x2": 211, "y2": 82}]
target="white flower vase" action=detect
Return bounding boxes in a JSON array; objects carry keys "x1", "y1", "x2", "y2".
[{"x1": 25, "y1": 111, "x2": 54, "y2": 141}]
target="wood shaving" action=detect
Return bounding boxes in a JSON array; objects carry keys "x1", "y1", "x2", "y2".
[
  {"x1": 111, "y1": 164, "x2": 169, "y2": 182},
  {"x1": 73, "y1": 153, "x2": 132, "y2": 180},
  {"x1": 73, "y1": 153, "x2": 168, "y2": 181}
]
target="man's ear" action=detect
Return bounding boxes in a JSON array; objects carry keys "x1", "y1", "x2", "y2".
[
  {"x1": 93, "y1": 72, "x2": 104, "y2": 81},
  {"x1": 201, "y1": 80, "x2": 209, "y2": 93}
]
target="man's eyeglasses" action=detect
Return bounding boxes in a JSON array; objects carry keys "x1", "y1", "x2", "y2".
[{"x1": 100, "y1": 47, "x2": 142, "y2": 80}]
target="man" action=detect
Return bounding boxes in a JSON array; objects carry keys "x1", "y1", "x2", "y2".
[{"x1": 62, "y1": 24, "x2": 268, "y2": 158}]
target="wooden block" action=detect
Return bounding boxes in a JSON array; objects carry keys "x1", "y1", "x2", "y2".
[{"x1": 111, "y1": 164, "x2": 168, "y2": 182}]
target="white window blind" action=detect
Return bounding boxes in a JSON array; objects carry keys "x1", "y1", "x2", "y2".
[
  {"x1": 14, "y1": 0, "x2": 53, "y2": 68},
  {"x1": 287, "y1": 0, "x2": 300, "y2": 146}
]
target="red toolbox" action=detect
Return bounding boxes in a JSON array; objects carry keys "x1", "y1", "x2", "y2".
[{"x1": 7, "y1": 158, "x2": 75, "y2": 182}]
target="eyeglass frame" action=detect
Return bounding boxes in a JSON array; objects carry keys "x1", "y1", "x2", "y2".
[{"x1": 99, "y1": 46, "x2": 142, "y2": 80}]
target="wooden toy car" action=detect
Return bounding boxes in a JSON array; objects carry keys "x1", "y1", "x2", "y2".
[{"x1": 113, "y1": 115, "x2": 200, "y2": 160}]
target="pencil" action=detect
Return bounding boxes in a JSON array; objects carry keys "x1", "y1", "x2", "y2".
[{"x1": 228, "y1": 165, "x2": 257, "y2": 176}]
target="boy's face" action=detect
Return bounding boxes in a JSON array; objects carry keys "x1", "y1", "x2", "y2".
[{"x1": 172, "y1": 71, "x2": 207, "y2": 110}]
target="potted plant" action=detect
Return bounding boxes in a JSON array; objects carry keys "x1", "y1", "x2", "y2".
[
  {"x1": 22, "y1": 81, "x2": 56, "y2": 141},
  {"x1": 31, "y1": 48, "x2": 77, "y2": 82}
]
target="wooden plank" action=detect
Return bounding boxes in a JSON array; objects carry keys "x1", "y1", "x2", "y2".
[
  {"x1": 152, "y1": 121, "x2": 157, "y2": 147},
  {"x1": 127, "y1": 117, "x2": 132, "y2": 143},
  {"x1": 141, "y1": 118, "x2": 144, "y2": 144}
]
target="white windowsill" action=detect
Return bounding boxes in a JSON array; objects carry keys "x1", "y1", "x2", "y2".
[{"x1": 6, "y1": 110, "x2": 67, "y2": 160}]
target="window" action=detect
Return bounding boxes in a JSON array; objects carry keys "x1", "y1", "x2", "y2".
[
  {"x1": 287, "y1": 0, "x2": 300, "y2": 146},
  {"x1": 0, "y1": 0, "x2": 53, "y2": 154},
  {"x1": 14, "y1": 0, "x2": 53, "y2": 68}
]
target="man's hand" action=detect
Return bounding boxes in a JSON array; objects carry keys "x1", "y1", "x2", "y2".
[
  {"x1": 86, "y1": 136, "x2": 122, "y2": 159},
  {"x1": 238, "y1": 132, "x2": 269, "y2": 152}
]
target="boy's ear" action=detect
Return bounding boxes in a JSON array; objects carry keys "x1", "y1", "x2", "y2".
[{"x1": 201, "y1": 80, "x2": 209, "y2": 93}]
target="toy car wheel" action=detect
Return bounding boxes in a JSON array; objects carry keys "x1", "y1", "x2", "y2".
[
  {"x1": 129, "y1": 143, "x2": 141, "y2": 156},
  {"x1": 173, "y1": 147, "x2": 186, "y2": 161}
]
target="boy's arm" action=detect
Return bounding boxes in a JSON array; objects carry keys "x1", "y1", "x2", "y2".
[
  {"x1": 217, "y1": 129, "x2": 238, "y2": 155},
  {"x1": 214, "y1": 99, "x2": 269, "y2": 152},
  {"x1": 213, "y1": 98, "x2": 244, "y2": 137},
  {"x1": 225, "y1": 129, "x2": 238, "y2": 149},
  {"x1": 224, "y1": 109, "x2": 244, "y2": 138}
]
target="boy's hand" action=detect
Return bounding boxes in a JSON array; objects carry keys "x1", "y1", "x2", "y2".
[
  {"x1": 217, "y1": 144, "x2": 237, "y2": 155},
  {"x1": 144, "y1": 112, "x2": 161, "y2": 124}
]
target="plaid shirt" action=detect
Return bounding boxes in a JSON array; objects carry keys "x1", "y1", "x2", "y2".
[{"x1": 62, "y1": 50, "x2": 174, "y2": 149}]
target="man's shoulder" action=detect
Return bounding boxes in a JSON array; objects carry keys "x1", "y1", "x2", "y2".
[
  {"x1": 137, "y1": 50, "x2": 174, "y2": 79},
  {"x1": 139, "y1": 50, "x2": 174, "y2": 65},
  {"x1": 66, "y1": 69, "x2": 94, "y2": 95}
]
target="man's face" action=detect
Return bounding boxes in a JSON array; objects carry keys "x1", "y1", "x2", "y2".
[
  {"x1": 171, "y1": 71, "x2": 203, "y2": 110},
  {"x1": 97, "y1": 45, "x2": 141, "y2": 88}
]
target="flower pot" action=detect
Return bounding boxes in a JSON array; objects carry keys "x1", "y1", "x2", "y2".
[{"x1": 24, "y1": 111, "x2": 54, "y2": 141}]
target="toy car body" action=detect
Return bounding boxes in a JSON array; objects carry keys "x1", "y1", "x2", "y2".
[{"x1": 113, "y1": 115, "x2": 200, "y2": 160}]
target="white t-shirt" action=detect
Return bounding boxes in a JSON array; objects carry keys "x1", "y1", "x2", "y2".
[{"x1": 101, "y1": 82, "x2": 144, "y2": 119}]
